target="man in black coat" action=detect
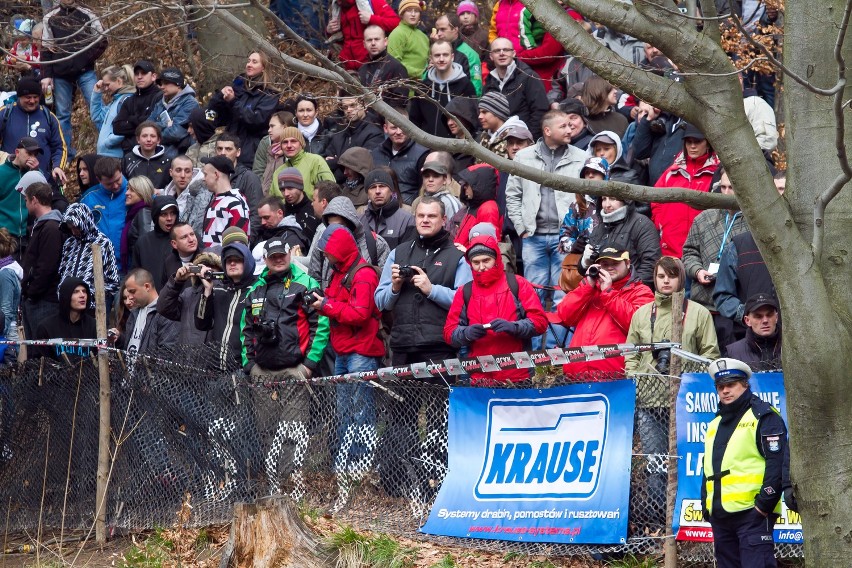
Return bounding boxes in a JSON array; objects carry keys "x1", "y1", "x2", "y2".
[
  {"x1": 358, "y1": 25, "x2": 408, "y2": 108},
  {"x1": 112, "y1": 61, "x2": 163, "y2": 153},
  {"x1": 324, "y1": 96, "x2": 384, "y2": 180},
  {"x1": 133, "y1": 195, "x2": 179, "y2": 290}
]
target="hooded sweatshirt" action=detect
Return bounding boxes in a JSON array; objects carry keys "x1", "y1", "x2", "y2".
[
  {"x1": 80, "y1": 174, "x2": 127, "y2": 262},
  {"x1": 112, "y1": 83, "x2": 164, "y2": 153},
  {"x1": 133, "y1": 195, "x2": 179, "y2": 289},
  {"x1": 450, "y1": 164, "x2": 502, "y2": 247},
  {"x1": 409, "y1": 63, "x2": 477, "y2": 138},
  {"x1": 308, "y1": 196, "x2": 390, "y2": 289},
  {"x1": 316, "y1": 225, "x2": 384, "y2": 357},
  {"x1": 76, "y1": 154, "x2": 100, "y2": 192},
  {"x1": 33, "y1": 277, "x2": 97, "y2": 362},
  {"x1": 444, "y1": 234, "x2": 548, "y2": 384},
  {"x1": 58, "y1": 203, "x2": 120, "y2": 300},
  {"x1": 22, "y1": 208, "x2": 64, "y2": 302},
  {"x1": 195, "y1": 242, "x2": 257, "y2": 370}
]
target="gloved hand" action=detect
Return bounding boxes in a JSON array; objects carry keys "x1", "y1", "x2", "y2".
[
  {"x1": 461, "y1": 324, "x2": 488, "y2": 343},
  {"x1": 783, "y1": 487, "x2": 799, "y2": 513},
  {"x1": 581, "y1": 242, "x2": 596, "y2": 268},
  {"x1": 490, "y1": 318, "x2": 520, "y2": 335}
]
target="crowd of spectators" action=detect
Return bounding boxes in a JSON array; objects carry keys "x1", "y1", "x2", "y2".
[{"x1": 0, "y1": 2, "x2": 783, "y2": 378}]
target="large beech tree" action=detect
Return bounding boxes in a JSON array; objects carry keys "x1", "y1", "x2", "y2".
[{"x1": 197, "y1": 0, "x2": 850, "y2": 562}]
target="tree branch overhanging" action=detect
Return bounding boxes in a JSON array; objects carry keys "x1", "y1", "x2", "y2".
[{"x1": 212, "y1": 5, "x2": 736, "y2": 210}]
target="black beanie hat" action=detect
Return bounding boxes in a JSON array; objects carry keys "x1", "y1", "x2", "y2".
[
  {"x1": 364, "y1": 169, "x2": 395, "y2": 190},
  {"x1": 16, "y1": 76, "x2": 41, "y2": 98}
]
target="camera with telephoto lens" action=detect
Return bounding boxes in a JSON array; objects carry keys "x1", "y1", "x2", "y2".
[
  {"x1": 654, "y1": 340, "x2": 672, "y2": 374},
  {"x1": 398, "y1": 265, "x2": 416, "y2": 280},
  {"x1": 649, "y1": 117, "x2": 667, "y2": 134},
  {"x1": 254, "y1": 318, "x2": 280, "y2": 345},
  {"x1": 586, "y1": 245, "x2": 601, "y2": 279}
]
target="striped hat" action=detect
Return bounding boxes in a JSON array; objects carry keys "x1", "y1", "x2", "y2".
[
  {"x1": 478, "y1": 91, "x2": 511, "y2": 121},
  {"x1": 398, "y1": 0, "x2": 423, "y2": 14},
  {"x1": 281, "y1": 126, "x2": 305, "y2": 147},
  {"x1": 277, "y1": 167, "x2": 304, "y2": 192}
]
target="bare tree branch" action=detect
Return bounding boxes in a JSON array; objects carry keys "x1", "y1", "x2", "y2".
[
  {"x1": 698, "y1": 0, "x2": 723, "y2": 43},
  {"x1": 813, "y1": 0, "x2": 852, "y2": 259},
  {"x1": 731, "y1": 14, "x2": 844, "y2": 96}
]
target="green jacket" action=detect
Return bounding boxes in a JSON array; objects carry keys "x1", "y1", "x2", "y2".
[
  {"x1": 0, "y1": 160, "x2": 27, "y2": 236},
  {"x1": 456, "y1": 40, "x2": 482, "y2": 96},
  {"x1": 269, "y1": 150, "x2": 335, "y2": 199},
  {"x1": 387, "y1": 23, "x2": 430, "y2": 79},
  {"x1": 625, "y1": 292, "x2": 720, "y2": 406}
]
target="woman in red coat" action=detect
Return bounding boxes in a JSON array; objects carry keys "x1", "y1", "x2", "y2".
[
  {"x1": 651, "y1": 123, "x2": 720, "y2": 258},
  {"x1": 444, "y1": 233, "x2": 548, "y2": 385}
]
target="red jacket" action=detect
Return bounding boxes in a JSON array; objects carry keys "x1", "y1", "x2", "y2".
[
  {"x1": 317, "y1": 225, "x2": 385, "y2": 357},
  {"x1": 557, "y1": 275, "x2": 654, "y2": 376},
  {"x1": 444, "y1": 235, "x2": 548, "y2": 384},
  {"x1": 452, "y1": 201, "x2": 502, "y2": 248},
  {"x1": 517, "y1": 32, "x2": 565, "y2": 91},
  {"x1": 338, "y1": 0, "x2": 400, "y2": 70},
  {"x1": 452, "y1": 163, "x2": 502, "y2": 247},
  {"x1": 651, "y1": 151, "x2": 720, "y2": 258}
]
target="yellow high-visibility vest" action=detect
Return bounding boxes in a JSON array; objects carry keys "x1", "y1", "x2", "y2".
[{"x1": 703, "y1": 408, "x2": 782, "y2": 515}]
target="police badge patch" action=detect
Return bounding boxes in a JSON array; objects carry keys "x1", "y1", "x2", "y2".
[{"x1": 764, "y1": 434, "x2": 781, "y2": 453}]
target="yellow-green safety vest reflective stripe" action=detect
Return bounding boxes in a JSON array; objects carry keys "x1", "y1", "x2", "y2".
[{"x1": 703, "y1": 407, "x2": 782, "y2": 515}]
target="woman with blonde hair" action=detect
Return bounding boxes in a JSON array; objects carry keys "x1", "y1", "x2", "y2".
[
  {"x1": 121, "y1": 175, "x2": 155, "y2": 272},
  {"x1": 91, "y1": 63, "x2": 136, "y2": 157},
  {"x1": 207, "y1": 51, "x2": 280, "y2": 167}
]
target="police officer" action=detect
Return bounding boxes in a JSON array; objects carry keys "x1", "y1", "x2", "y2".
[{"x1": 702, "y1": 357, "x2": 788, "y2": 568}]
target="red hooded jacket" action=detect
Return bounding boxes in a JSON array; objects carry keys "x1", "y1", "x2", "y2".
[
  {"x1": 317, "y1": 225, "x2": 385, "y2": 357},
  {"x1": 338, "y1": 0, "x2": 400, "y2": 70},
  {"x1": 557, "y1": 273, "x2": 654, "y2": 376},
  {"x1": 444, "y1": 235, "x2": 548, "y2": 384},
  {"x1": 451, "y1": 164, "x2": 502, "y2": 247},
  {"x1": 651, "y1": 150, "x2": 720, "y2": 258}
]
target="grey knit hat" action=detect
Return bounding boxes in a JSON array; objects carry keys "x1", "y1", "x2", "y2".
[{"x1": 478, "y1": 91, "x2": 511, "y2": 121}]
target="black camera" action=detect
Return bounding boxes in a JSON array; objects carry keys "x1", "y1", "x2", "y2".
[
  {"x1": 188, "y1": 264, "x2": 203, "y2": 274},
  {"x1": 654, "y1": 340, "x2": 672, "y2": 375},
  {"x1": 254, "y1": 318, "x2": 280, "y2": 345},
  {"x1": 586, "y1": 245, "x2": 601, "y2": 279},
  {"x1": 649, "y1": 118, "x2": 667, "y2": 135},
  {"x1": 398, "y1": 265, "x2": 416, "y2": 280},
  {"x1": 301, "y1": 288, "x2": 323, "y2": 311},
  {"x1": 587, "y1": 265, "x2": 600, "y2": 279},
  {"x1": 203, "y1": 271, "x2": 226, "y2": 280}
]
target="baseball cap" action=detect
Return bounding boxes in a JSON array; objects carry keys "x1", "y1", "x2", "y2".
[
  {"x1": 133, "y1": 60, "x2": 156, "y2": 74},
  {"x1": 581, "y1": 156, "x2": 610, "y2": 178},
  {"x1": 201, "y1": 155, "x2": 235, "y2": 176},
  {"x1": 502, "y1": 124, "x2": 534, "y2": 142},
  {"x1": 265, "y1": 238, "x2": 291, "y2": 256},
  {"x1": 744, "y1": 292, "x2": 779, "y2": 315},
  {"x1": 596, "y1": 244, "x2": 629, "y2": 262},
  {"x1": 421, "y1": 161, "x2": 448, "y2": 175},
  {"x1": 707, "y1": 357, "x2": 752, "y2": 384},
  {"x1": 157, "y1": 67, "x2": 185, "y2": 88},
  {"x1": 16, "y1": 137, "x2": 43, "y2": 154}
]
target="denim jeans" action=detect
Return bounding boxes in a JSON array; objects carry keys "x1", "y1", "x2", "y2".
[
  {"x1": 53, "y1": 69, "x2": 97, "y2": 153},
  {"x1": 522, "y1": 233, "x2": 568, "y2": 349},
  {"x1": 272, "y1": 0, "x2": 322, "y2": 46},
  {"x1": 334, "y1": 353, "x2": 380, "y2": 474}
]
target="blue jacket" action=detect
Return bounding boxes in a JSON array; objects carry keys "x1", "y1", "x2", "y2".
[
  {"x1": 0, "y1": 103, "x2": 67, "y2": 177},
  {"x1": 147, "y1": 85, "x2": 199, "y2": 153},
  {"x1": 91, "y1": 90, "x2": 133, "y2": 157},
  {"x1": 80, "y1": 177, "x2": 128, "y2": 263}
]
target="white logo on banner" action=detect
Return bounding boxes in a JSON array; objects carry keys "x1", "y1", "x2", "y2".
[{"x1": 475, "y1": 394, "x2": 609, "y2": 500}]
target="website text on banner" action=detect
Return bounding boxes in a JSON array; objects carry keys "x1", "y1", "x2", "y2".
[
  {"x1": 422, "y1": 380, "x2": 635, "y2": 544},
  {"x1": 673, "y1": 372, "x2": 803, "y2": 544}
]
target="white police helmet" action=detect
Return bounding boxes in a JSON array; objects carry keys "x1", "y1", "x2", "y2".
[{"x1": 707, "y1": 358, "x2": 752, "y2": 384}]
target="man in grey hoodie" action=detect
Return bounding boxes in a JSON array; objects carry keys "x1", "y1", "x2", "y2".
[{"x1": 308, "y1": 196, "x2": 390, "y2": 289}]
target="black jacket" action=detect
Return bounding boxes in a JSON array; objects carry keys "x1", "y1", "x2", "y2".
[
  {"x1": 133, "y1": 196, "x2": 179, "y2": 290},
  {"x1": 41, "y1": 5, "x2": 108, "y2": 80},
  {"x1": 632, "y1": 114, "x2": 685, "y2": 185},
  {"x1": 112, "y1": 84, "x2": 164, "y2": 152},
  {"x1": 284, "y1": 196, "x2": 320, "y2": 243},
  {"x1": 158, "y1": 276, "x2": 210, "y2": 345},
  {"x1": 324, "y1": 119, "x2": 385, "y2": 180},
  {"x1": 122, "y1": 145, "x2": 174, "y2": 189},
  {"x1": 123, "y1": 298, "x2": 181, "y2": 357},
  {"x1": 207, "y1": 75, "x2": 280, "y2": 167},
  {"x1": 726, "y1": 326, "x2": 782, "y2": 367},
  {"x1": 32, "y1": 277, "x2": 97, "y2": 362},
  {"x1": 409, "y1": 64, "x2": 477, "y2": 138},
  {"x1": 587, "y1": 203, "x2": 661, "y2": 289},
  {"x1": 22, "y1": 209, "x2": 64, "y2": 302},
  {"x1": 371, "y1": 137, "x2": 429, "y2": 205},
  {"x1": 161, "y1": 247, "x2": 199, "y2": 289},
  {"x1": 231, "y1": 165, "x2": 263, "y2": 240},
  {"x1": 483, "y1": 61, "x2": 549, "y2": 140},
  {"x1": 357, "y1": 50, "x2": 408, "y2": 107}
]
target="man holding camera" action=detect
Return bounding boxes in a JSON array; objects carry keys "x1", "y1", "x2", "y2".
[
  {"x1": 241, "y1": 238, "x2": 329, "y2": 379},
  {"x1": 557, "y1": 244, "x2": 653, "y2": 376}
]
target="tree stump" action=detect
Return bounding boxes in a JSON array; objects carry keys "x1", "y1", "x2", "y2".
[{"x1": 219, "y1": 496, "x2": 330, "y2": 568}]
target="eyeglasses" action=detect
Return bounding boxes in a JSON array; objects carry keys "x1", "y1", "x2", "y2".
[{"x1": 491, "y1": 48, "x2": 514, "y2": 54}]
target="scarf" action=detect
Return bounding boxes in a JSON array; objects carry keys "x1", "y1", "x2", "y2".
[
  {"x1": 601, "y1": 205, "x2": 628, "y2": 224},
  {"x1": 471, "y1": 262, "x2": 504, "y2": 288},
  {"x1": 298, "y1": 118, "x2": 320, "y2": 141}
]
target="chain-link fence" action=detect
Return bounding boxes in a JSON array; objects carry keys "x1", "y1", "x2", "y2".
[{"x1": 0, "y1": 344, "x2": 799, "y2": 565}]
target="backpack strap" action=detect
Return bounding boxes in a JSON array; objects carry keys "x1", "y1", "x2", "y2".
[
  {"x1": 365, "y1": 229, "x2": 378, "y2": 266},
  {"x1": 458, "y1": 275, "x2": 525, "y2": 326}
]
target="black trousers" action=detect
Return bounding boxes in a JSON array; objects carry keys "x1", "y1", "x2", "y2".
[{"x1": 710, "y1": 508, "x2": 778, "y2": 568}]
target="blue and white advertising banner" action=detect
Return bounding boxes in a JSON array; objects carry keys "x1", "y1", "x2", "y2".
[
  {"x1": 673, "y1": 373, "x2": 803, "y2": 543},
  {"x1": 422, "y1": 381, "x2": 635, "y2": 544}
]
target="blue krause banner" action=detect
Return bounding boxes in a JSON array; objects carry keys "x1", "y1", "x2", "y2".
[
  {"x1": 673, "y1": 373, "x2": 803, "y2": 544},
  {"x1": 421, "y1": 381, "x2": 635, "y2": 544}
]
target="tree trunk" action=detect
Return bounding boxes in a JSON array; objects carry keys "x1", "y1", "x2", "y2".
[{"x1": 220, "y1": 496, "x2": 330, "y2": 568}]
